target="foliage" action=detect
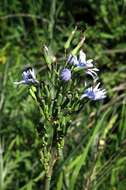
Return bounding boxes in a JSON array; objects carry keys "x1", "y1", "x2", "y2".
[{"x1": 0, "y1": 0, "x2": 126, "y2": 189}]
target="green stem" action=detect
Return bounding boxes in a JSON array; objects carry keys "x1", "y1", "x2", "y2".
[
  {"x1": 44, "y1": 148, "x2": 57, "y2": 190},
  {"x1": 45, "y1": 171, "x2": 52, "y2": 190}
]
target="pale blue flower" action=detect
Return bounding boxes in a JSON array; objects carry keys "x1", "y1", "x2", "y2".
[
  {"x1": 60, "y1": 68, "x2": 71, "y2": 81},
  {"x1": 67, "y1": 54, "x2": 78, "y2": 66},
  {"x1": 78, "y1": 50, "x2": 99, "y2": 79},
  {"x1": 67, "y1": 50, "x2": 99, "y2": 79},
  {"x1": 79, "y1": 50, "x2": 94, "y2": 68},
  {"x1": 14, "y1": 67, "x2": 39, "y2": 85},
  {"x1": 80, "y1": 83, "x2": 106, "y2": 100}
]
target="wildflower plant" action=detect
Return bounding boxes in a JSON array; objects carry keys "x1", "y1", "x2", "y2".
[{"x1": 14, "y1": 30, "x2": 106, "y2": 190}]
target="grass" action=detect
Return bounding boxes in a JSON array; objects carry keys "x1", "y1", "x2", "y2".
[{"x1": 0, "y1": 0, "x2": 126, "y2": 189}]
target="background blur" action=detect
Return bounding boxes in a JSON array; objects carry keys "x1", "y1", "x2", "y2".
[{"x1": 0, "y1": 0, "x2": 126, "y2": 189}]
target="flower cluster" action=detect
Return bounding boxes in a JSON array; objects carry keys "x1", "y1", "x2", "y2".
[
  {"x1": 15, "y1": 51, "x2": 106, "y2": 101},
  {"x1": 60, "y1": 50, "x2": 106, "y2": 101}
]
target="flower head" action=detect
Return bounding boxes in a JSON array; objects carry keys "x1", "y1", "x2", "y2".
[
  {"x1": 78, "y1": 50, "x2": 99, "y2": 79},
  {"x1": 14, "y1": 67, "x2": 39, "y2": 85},
  {"x1": 60, "y1": 68, "x2": 71, "y2": 82},
  {"x1": 67, "y1": 50, "x2": 99, "y2": 79},
  {"x1": 67, "y1": 54, "x2": 78, "y2": 66},
  {"x1": 80, "y1": 83, "x2": 106, "y2": 100},
  {"x1": 78, "y1": 50, "x2": 94, "y2": 67}
]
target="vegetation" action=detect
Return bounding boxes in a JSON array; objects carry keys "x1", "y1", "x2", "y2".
[{"x1": 0, "y1": 0, "x2": 126, "y2": 189}]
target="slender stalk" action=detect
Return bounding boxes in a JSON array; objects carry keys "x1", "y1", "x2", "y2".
[
  {"x1": 44, "y1": 150, "x2": 57, "y2": 190},
  {"x1": 45, "y1": 177, "x2": 51, "y2": 190},
  {"x1": 45, "y1": 166, "x2": 53, "y2": 190}
]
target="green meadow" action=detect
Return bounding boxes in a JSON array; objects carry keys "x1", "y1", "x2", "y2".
[{"x1": 0, "y1": 0, "x2": 126, "y2": 189}]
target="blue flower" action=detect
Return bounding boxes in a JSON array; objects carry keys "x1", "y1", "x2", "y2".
[
  {"x1": 80, "y1": 83, "x2": 106, "y2": 100},
  {"x1": 67, "y1": 50, "x2": 99, "y2": 79},
  {"x1": 78, "y1": 50, "x2": 99, "y2": 79},
  {"x1": 78, "y1": 50, "x2": 94, "y2": 68},
  {"x1": 60, "y1": 68, "x2": 71, "y2": 82},
  {"x1": 67, "y1": 54, "x2": 78, "y2": 66},
  {"x1": 14, "y1": 67, "x2": 39, "y2": 85}
]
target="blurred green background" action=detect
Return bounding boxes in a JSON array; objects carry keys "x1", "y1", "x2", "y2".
[{"x1": 0, "y1": 0, "x2": 126, "y2": 189}]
